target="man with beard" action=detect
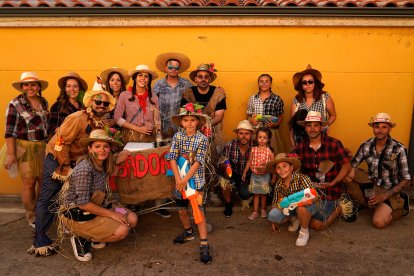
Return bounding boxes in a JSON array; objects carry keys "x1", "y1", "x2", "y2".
[{"x1": 28, "y1": 80, "x2": 116, "y2": 256}]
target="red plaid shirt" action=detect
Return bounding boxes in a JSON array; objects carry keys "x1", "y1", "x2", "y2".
[{"x1": 294, "y1": 135, "x2": 350, "y2": 201}]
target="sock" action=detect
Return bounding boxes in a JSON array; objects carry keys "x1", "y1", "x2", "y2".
[
  {"x1": 200, "y1": 239, "x2": 208, "y2": 246},
  {"x1": 300, "y1": 227, "x2": 309, "y2": 232}
]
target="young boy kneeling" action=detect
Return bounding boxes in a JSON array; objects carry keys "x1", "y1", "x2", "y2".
[
  {"x1": 167, "y1": 103, "x2": 211, "y2": 264},
  {"x1": 267, "y1": 153, "x2": 318, "y2": 247}
]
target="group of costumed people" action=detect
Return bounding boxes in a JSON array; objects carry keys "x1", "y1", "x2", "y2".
[{"x1": 1, "y1": 52, "x2": 411, "y2": 263}]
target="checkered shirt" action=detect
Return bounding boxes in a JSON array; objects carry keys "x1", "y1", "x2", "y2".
[
  {"x1": 5, "y1": 94, "x2": 49, "y2": 141},
  {"x1": 272, "y1": 172, "x2": 314, "y2": 206},
  {"x1": 223, "y1": 139, "x2": 253, "y2": 175},
  {"x1": 294, "y1": 135, "x2": 351, "y2": 201},
  {"x1": 64, "y1": 159, "x2": 108, "y2": 206},
  {"x1": 292, "y1": 93, "x2": 330, "y2": 121},
  {"x1": 168, "y1": 130, "x2": 208, "y2": 190},
  {"x1": 247, "y1": 92, "x2": 284, "y2": 117},
  {"x1": 250, "y1": 146, "x2": 273, "y2": 174},
  {"x1": 351, "y1": 136, "x2": 411, "y2": 190},
  {"x1": 153, "y1": 77, "x2": 192, "y2": 134}
]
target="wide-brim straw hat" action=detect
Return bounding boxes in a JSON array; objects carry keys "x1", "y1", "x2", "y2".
[
  {"x1": 266, "y1": 153, "x2": 301, "y2": 174},
  {"x1": 297, "y1": 111, "x2": 329, "y2": 127},
  {"x1": 12, "y1": 72, "x2": 48, "y2": 92},
  {"x1": 233, "y1": 120, "x2": 254, "y2": 133},
  {"x1": 171, "y1": 104, "x2": 207, "y2": 128},
  {"x1": 80, "y1": 129, "x2": 122, "y2": 147},
  {"x1": 129, "y1": 64, "x2": 158, "y2": 80},
  {"x1": 58, "y1": 72, "x2": 88, "y2": 91},
  {"x1": 83, "y1": 80, "x2": 116, "y2": 111},
  {"x1": 189, "y1": 63, "x2": 217, "y2": 83},
  {"x1": 100, "y1": 67, "x2": 130, "y2": 85},
  {"x1": 368, "y1": 112, "x2": 396, "y2": 128},
  {"x1": 155, "y1": 52, "x2": 191, "y2": 73},
  {"x1": 292, "y1": 64, "x2": 324, "y2": 92}
]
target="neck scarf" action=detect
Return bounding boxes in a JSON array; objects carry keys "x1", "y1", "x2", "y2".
[{"x1": 137, "y1": 91, "x2": 148, "y2": 114}]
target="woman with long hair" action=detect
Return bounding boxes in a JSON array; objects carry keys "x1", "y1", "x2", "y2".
[{"x1": 100, "y1": 67, "x2": 130, "y2": 100}]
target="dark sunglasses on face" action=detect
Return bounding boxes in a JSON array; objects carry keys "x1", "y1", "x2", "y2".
[
  {"x1": 302, "y1": 80, "x2": 314, "y2": 85},
  {"x1": 94, "y1": 100, "x2": 110, "y2": 107},
  {"x1": 167, "y1": 65, "x2": 180, "y2": 71}
]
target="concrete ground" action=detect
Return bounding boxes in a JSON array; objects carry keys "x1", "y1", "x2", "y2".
[{"x1": 1, "y1": 193, "x2": 414, "y2": 276}]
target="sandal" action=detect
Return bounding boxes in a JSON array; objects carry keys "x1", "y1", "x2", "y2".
[{"x1": 248, "y1": 212, "x2": 258, "y2": 220}]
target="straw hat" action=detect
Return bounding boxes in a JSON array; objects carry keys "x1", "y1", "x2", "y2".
[
  {"x1": 155, "y1": 52, "x2": 191, "y2": 73},
  {"x1": 189, "y1": 63, "x2": 217, "y2": 83},
  {"x1": 292, "y1": 64, "x2": 324, "y2": 92},
  {"x1": 83, "y1": 78, "x2": 116, "y2": 111},
  {"x1": 58, "y1": 72, "x2": 88, "y2": 91},
  {"x1": 266, "y1": 153, "x2": 301, "y2": 174},
  {"x1": 80, "y1": 129, "x2": 122, "y2": 147},
  {"x1": 100, "y1": 67, "x2": 130, "y2": 85},
  {"x1": 368, "y1": 113, "x2": 396, "y2": 128},
  {"x1": 129, "y1": 64, "x2": 158, "y2": 80},
  {"x1": 233, "y1": 120, "x2": 254, "y2": 133},
  {"x1": 171, "y1": 103, "x2": 207, "y2": 128},
  {"x1": 297, "y1": 111, "x2": 329, "y2": 127},
  {"x1": 12, "y1": 72, "x2": 48, "y2": 92}
]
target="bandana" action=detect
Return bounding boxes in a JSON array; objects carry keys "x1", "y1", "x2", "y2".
[{"x1": 137, "y1": 91, "x2": 148, "y2": 114}]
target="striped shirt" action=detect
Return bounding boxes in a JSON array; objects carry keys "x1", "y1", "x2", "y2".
[{"x1": 272, "y1": 172, "x2": 314, "y2": 206}]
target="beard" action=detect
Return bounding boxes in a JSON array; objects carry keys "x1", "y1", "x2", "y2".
[{"x1": 92, "y1": 108, "x2": 107, "y2": 117}]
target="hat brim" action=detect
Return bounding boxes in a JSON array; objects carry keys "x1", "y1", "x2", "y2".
[
  {"x1": 12, "y1": 80, "x2": 48, "y2": 92},
  {"x1": 297, "y1": 120, "x2": 329, "y2": 127},
  {"x1": 83, "y1": 90, "x2": 116, "y2": 111},
  {"x1": 129, "y1": 69, "x2": 158, "y2": 80},
  {"x1": 292, "y1": 68, "x2": 324, "y2": 92},
  {"x1": 189, "y1": 70, "x2": 217, "y2": 83},
  {"x1": 155, "y1": 52, "x2": 191, "y2": 73},
  {"x1": 368, "y1": 122, "x2": 396, "y2": 128},
  {"x1": 266, "y1": 157, "x2": 301, "y2": 174},
  {"x1": 233, "y1": 127, "x2": 254, "y2": 133},
  {"x1": 100, "y1": 67, "x2": 130, "y2": 86},
  {"x1": 80, "y1": 137, "x2": 122, "y2": 147},
  {"x1": 171, "y1": 113, "x2": 207, "y2": 129},
  {"x1": 58, "y1": 74, "x2": 88, "y2": 92}
]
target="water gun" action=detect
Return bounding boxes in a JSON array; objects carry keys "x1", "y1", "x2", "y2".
[
  {"x1": 254, "y1": 114, "x2": 279, "y2": 124},
  {"x1": 224, "y1": 159, "x2": 232, "y2": 178},
  {"x1": 279, "y1": 188, "x2": 317, "y2": 215},
  {"x1": 166, "y1": 156, "x2": 204, "y2": 224}
]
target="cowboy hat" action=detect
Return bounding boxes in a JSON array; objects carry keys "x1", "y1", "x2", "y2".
[
  {"x1": 233, "y1": 120, "x2": 254, "y2": 133},
  {"x1": 292, "y1": 64, "x2": 324, "y2": 92},
  {"x1": 171, "y1": 103, "x2": 207, "y2": 128},
  {"x1": 129, "y1": 64, "x2": 158, "y2": 80},
  {"x1": 80, "y1": 129, "x2": 122, "y2": 147},
  {"x1": 189, "y1": 63, "x2": 217, "y2": 83},
  {"x1": 12, "y1": 72, "x2": 48, "y2": 92},
  {"x1": 297, "y1": 111, "x2": 329, "y2": 127},
  {"x1": 100, "y1": 67, "x2": 130, "y2": 85},
  {"x1": 368, "y1": 113, "x2": 396, "y2": 128},
  {"x1": 83, "y1": 79, "x2": 116, "y2": 111},
  {"x1": 155, "y1": 52, "x2": 191, "y2": 73},
  {"x1": 58, "y1": 72, "x2": 88, "y2": 91},
  {"x1": 266, "y1": 153, "x2": 301, "y2": 174}
]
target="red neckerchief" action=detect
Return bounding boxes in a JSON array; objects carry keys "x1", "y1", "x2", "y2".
[{"x1": 137, "y1": 91, "x2": 148, "y2": 114}]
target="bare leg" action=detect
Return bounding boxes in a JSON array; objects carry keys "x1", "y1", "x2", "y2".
[
  {"x1": 21, "y1": 177, "x2": 37, "y2": 223},
  {"x1": 222, "y1": 187, "x2": 231, "y2": 204},
  {"x1": 297, "y1": 206, "x2": 312, "y2": 229},
  {"x1": 310, "y1": 206, "x2": 341, "y2": 231},
  {"x1": 372, "y1": 203, "x2": 393, "y2": 229},
  {"x1": 177, "y1": 209, "x2": 192, "y2": 229},
  {"x1": 94, "y1": 211, "x2": 138, "y2": 242},
  {"x1": 196, "y1": 211, "x2": 207, "y2": 240},
  {"x1": 260, "y1": 195, "x2": 267, "y2": 211},
  {"x1": 253, "y1": 194, "x2": 259, "y2": 213}
]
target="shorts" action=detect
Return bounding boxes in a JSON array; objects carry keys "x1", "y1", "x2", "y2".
[
  {"x1": 313, "y1": 200, "x2": 337, "y2": 222},
  {"x1": 249, "y1": 173, "x2": 270, "y2": 195},
  {"x1": 176, "y1": 194, "x2": 205, "y2": 212},
  {"x1": 268, "y1": 204, "x2": 318, "y2": 224}
]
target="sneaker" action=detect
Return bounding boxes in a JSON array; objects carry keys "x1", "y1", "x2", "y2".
[
  {"x1": 401, "y1": 192, "x2": 410, "y2": 216},
  {"x1": 173, "y1": 229, "x2": 196, "y2": 244},
  {"x1": 70, "y1": 236, "x2": 92, "y2": 262},
  {"x1": 261, "y1": 210, "x2": 267, "y2": 218},
  {"x1": 91, "y1": 242, "x2": 106, "y2": 249},
  {"x1": 155, "y1": 209, "x2": 172, "y2": 218},
  {"x1": 199, "y1": 244, "x2": 212, "y2": 264},
  {"x1": 248, "y1": 212, "x2": 258, "y2": 220},
  {"x1": 28, "y1": 221, "x2": 35, "y2": 229},
  {"x1": 288, "y1": 216, "x2": 300, "y2": 232},
  {"x1": 224, "y1": 202, "x2": 233, "y2": 218},
  {"x1": 295, "y1": 228, "x2": 309, "y2": 247}
]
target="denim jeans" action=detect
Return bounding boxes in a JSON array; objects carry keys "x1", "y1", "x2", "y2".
[{"x1": 268, "y1": 204, "x2": 318, "y2": 224}]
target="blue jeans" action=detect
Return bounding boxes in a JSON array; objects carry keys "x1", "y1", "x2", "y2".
[
  {"x1": 268, "y1": 204, "x2": 318, "y2": 224},
  {"x1": 34, "y1": 153, "x2": 63, "y2": 248},
  {"x1": 231, "y1": 173, "x2": 251, "y2": 201},
  {"x1": 313, "y1": 200, "x2": 337, "y2": 222}
]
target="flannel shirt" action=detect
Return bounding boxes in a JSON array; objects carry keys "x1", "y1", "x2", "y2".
[
  {"x1": 5, "y1": 94, "x2": 49, "y2": 141},
  {"x1": 48, "y1": 101, "x2": 83, "y2": 137},
  {"x1": 247, "y1": 92, "x2": 284, "y2": 118},
  {"x1": 352, "y1": 136, "x2": 411, "y2": 190},
  {"x1": 168, "y1": 130, "x2": 208, "y2": 190},
  {"x1": 223, "y1": 139, "x2": 253, "y2": 175},
  {"x1": 153, "y1": 77, "x2": 192, "y2": 134},
  {"x1": 64, "y1": 159, "x2": 107, "y2": 206},
  {"x1": 250, "y1": 146, "x2": 273, "y2": 174},
  {"x1": 272, "y1": 172, "x2": 314, "y2": 206},
  {"x1": 294, "y1": 135, "x2": 350, "y2": 201}
]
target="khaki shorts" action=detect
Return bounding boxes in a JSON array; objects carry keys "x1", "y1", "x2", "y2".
[{"x1": 374, "y1": 186, "x2": 404, "y2": 220}]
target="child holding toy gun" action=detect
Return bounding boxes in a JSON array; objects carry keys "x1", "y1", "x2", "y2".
[
  {"x1": 266, "y1": 153, "x2": 318, "y2": 247},
  {"x1": 167, "y1": 103, "x2": 212, "y2": 264}
]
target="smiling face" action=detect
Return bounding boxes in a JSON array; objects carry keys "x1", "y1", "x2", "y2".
[
  {"x1": 258, "y1": 75, "x2": 272, "y2": 93},
  {"x1": 180, "y1": 115, "x2": 199, "y2": 135},
  {"x1": 65, "y1": 78, "x2": 80, "y2": 100},
  {"x1": 135, "y1": 72, "x2": 150, "y2": 89},
  {"x1": 275, "y1": 161, "x2": 294, "y2": 180},
  {"x1": 195, "y1": 71, "x2": 211, "y2": 90},
  {"x1": 373, "y1": 122, "x2": 392, "y2": 141},
  {"x1": 305, "y1": 121, "x2": 322, "y2": 140},
  {"x1": 109, "y1": 72, "x2": 122, "y2": 94},
  {"x1": 21, "y1": 82, "x2": 40, "y2": 98},
  {"x1": 302, "y1": 74, "x2": 315, "y2": 94},
  {"x1": 88, "y1": 141, "x2": 111, "y2": 162},
  {"x1": 91, "y1": 93, "x2": 109, "y2": 117},
  {"x1": 237, "y1": 129, "x2": 252, "y2": 145}
]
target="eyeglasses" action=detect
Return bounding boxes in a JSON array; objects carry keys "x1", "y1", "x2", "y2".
[
  {"x1": 196, "y1": 75, "x2": 210, "y2": 80},
  {"x1": 302, "y1": 80, "x2": 314, "y2": 85},
  {"x1": 94, "y1": 100, "x2": 110, "y2": 107},
  {"x1": 167, "y1": 65, "x2": 180, "y2": 71}
]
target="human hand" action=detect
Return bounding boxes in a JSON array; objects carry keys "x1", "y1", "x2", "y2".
[
  {"x1": 4, "y1": 154, "x2": 16, "y2": 170},
  {"x1": 115, "y1": 150, "x2": 130, "y2": 164},
  {"x1": 111, "y1": 211, "x2": 129, "y2": 226},
  {"x1": 368, "y1": 194, "x2": 386, "y2": 206},
  {"x1": 138, "y1": 125, "x2": 153, "y2": 135},
  {"x1": 265, "y1": 121, "x2": 276, "y2": 128},
  {"x1": 176, "y1": 179, "x2": 187, "y2": 190},
  {"x1": 241, "y1": 173, "x2": 246, "y2": 182},
  {"x1": 217, "y1": 86, "x2": 226, "y2": 95},
  {"x1": 315, "y1": 182, "x2": 332, "y2": 188},
  {"x1": 250, "y1": 116, "x2": 259, "y2": 126},
  {"x1": 271, "y1": 222, "x2": 279, "y2": 233}
]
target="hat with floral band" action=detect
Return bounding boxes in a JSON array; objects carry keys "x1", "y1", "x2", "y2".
[
  {"x1": 297, "y1": 111, "x2": 329, "y2": 127},
  {"x1": 12, "y1": 72, "x2": 48, "y2": 92},
  {"x1": 189, "y1": 63, "x2": 217, "y2": 83},
  {"x1": 83, "y1": 77, "x2": 116, "y2": 111},
  {"x1": 266, "y1": 153, "x2": 301, "y2": 174},
  {"x1": 80, "y1": 128, "x2": 123, "y2": 147},
  {"x1": 171, "y1": 103, "x2": 207, "y2": 128},
  {"x1": 368, "y1": 112, "x2": 396, "y2": 128}
]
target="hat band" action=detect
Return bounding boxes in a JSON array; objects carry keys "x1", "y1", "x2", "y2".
[
  {"x1": 372, "y1": 118, "x2": 390, "y2": 123},
  {"x1": 305, "y1": 115, "x2": 322, "y2": 122},
  {"x1": 20, "y1": 77, "x2": 39, "y2": 82}
]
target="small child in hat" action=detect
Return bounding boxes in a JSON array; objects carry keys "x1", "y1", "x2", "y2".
[
  {"x1": 167, "y1": 103, "x2": 212, "y2": 264},
  {"x1": 266, "y1": 153, "x2": 318, "y2": 247}
]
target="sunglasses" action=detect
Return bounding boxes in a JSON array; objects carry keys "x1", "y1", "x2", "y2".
[
  {"x1": 167, "y1": 65, "x2": 180, "y2": 71},
  {"x1": 302, "y1": 80, "x2": 314, "y2": 85},
  {"x1": 94, "y1": 100, "x2": 110, "y2": 107},
  {"x1": 196, "y1": 75, "x2": 210, "y2": 80}
]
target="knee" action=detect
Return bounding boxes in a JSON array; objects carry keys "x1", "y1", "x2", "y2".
[
  {"x1": 267, "y1": 209, "x2": 283, "y2": 223},
  {"x1": 128, "y1": 212, "x2": 138, "y2": 228},
  {"x1": 310, "y1": 220, "x2": 324, "y2": 231},
  {"x1": 114, "y1": 225, "x2": 130, "y2": 240},
  {"x1": 372, "y1": 217, "x2": 390, "y2": 229}
]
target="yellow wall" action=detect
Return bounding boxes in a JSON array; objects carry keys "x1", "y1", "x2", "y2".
[{"x1": 0, "y1": 25, "x2": 413, "y2": 194}]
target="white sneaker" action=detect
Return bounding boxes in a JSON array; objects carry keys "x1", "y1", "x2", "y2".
[
  {"x1": 295, "y1": 228, "x2": 309, "y2": 247},
  {"x1": 71, "y1": 236, "x2": 92, "y2": 262},
  {"x1": 288, "y1": 216, "x2": 300, "y2": 232}
]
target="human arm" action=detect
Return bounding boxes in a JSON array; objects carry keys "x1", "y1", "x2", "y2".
[
  {"x1": 48, "y1": 103, "x2": 61, "y2": 137},
  {"x1": 79, "y1": 202, "x2": 129, "y2": 226},
  {"x1": 326, "y1": 95, "x2": 336, "y2": 126},
  {"x1": 176, "y1": 161, "x2": 201, "y2": 190},
  {"x1": 211, "y1": 109, "x2": 225, "y2": 126},
  {"x1": 265, "y1": 114, "x2": 283, "y2": 128},
  {"x1": 368, "y1": 179, "x2": 410, "y2": 205},
  {"x1": 317, "y1": 161, "x2": 351, "y2": 188},
  {"x1": 289, "y1": 128, "x2": 296, "y2": 149},
  {"x1": 242, "y1": 152, "x2": 253, "y2": 181},
  {"x1": 246, "y1": 96, "x2": 259, "y2": 126},
  {"x1": 4, "y1": 137, "x2": 16, "y2": 169}
]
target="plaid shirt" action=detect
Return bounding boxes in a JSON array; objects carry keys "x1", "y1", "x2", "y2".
[
  {"x1": 247, "y1": 92, "x2": 284, "y2": 118},
  {"x1": 293, "y1": 93, "x2": 330, "y2": 121},
  {"x1": 352, "y1": 136, "x2": 411, "y2": 190},
  {"x1": 294, "y1": 135, "x2": 350, "y2": 201},
  {"x1": 250, "y1": 146, "x2": 273, "y2": 174},
  {"x1": 5, "y1": 94, "x2": 49, "y2": 141},
  {"x1": 64, "y1": 159, "x2": 108, "y2": 207},
  {"x1": 223, "y1": 139, "x2": 253, "y2": 175},
  {"x1": 272, "y1": 172, "x2": 314, "y2": 206},
  {"x1": 49, "y1": 101, "x2": 83, "y2": 137},
  {"x1": 168, "y1": 130, "x2": 208, "y2": 190}
]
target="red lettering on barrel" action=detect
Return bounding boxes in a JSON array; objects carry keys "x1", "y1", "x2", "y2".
[{"x1": 135, "y1": 154, "x2": 148, "y2": 178}]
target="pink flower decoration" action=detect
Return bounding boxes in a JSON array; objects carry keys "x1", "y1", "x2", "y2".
[
  {"x1": 197, "y1": 109, "x2": 203, "y2": 114},
  {"x1": 208, "y1": 63, "x2": 215, "y2": 72},
  {"x1": 184, "y1": 103, "x2": 195, "y2": 112},
  {"x1": 109, "y1": 128, "x2": 116, "y2": 134}
]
